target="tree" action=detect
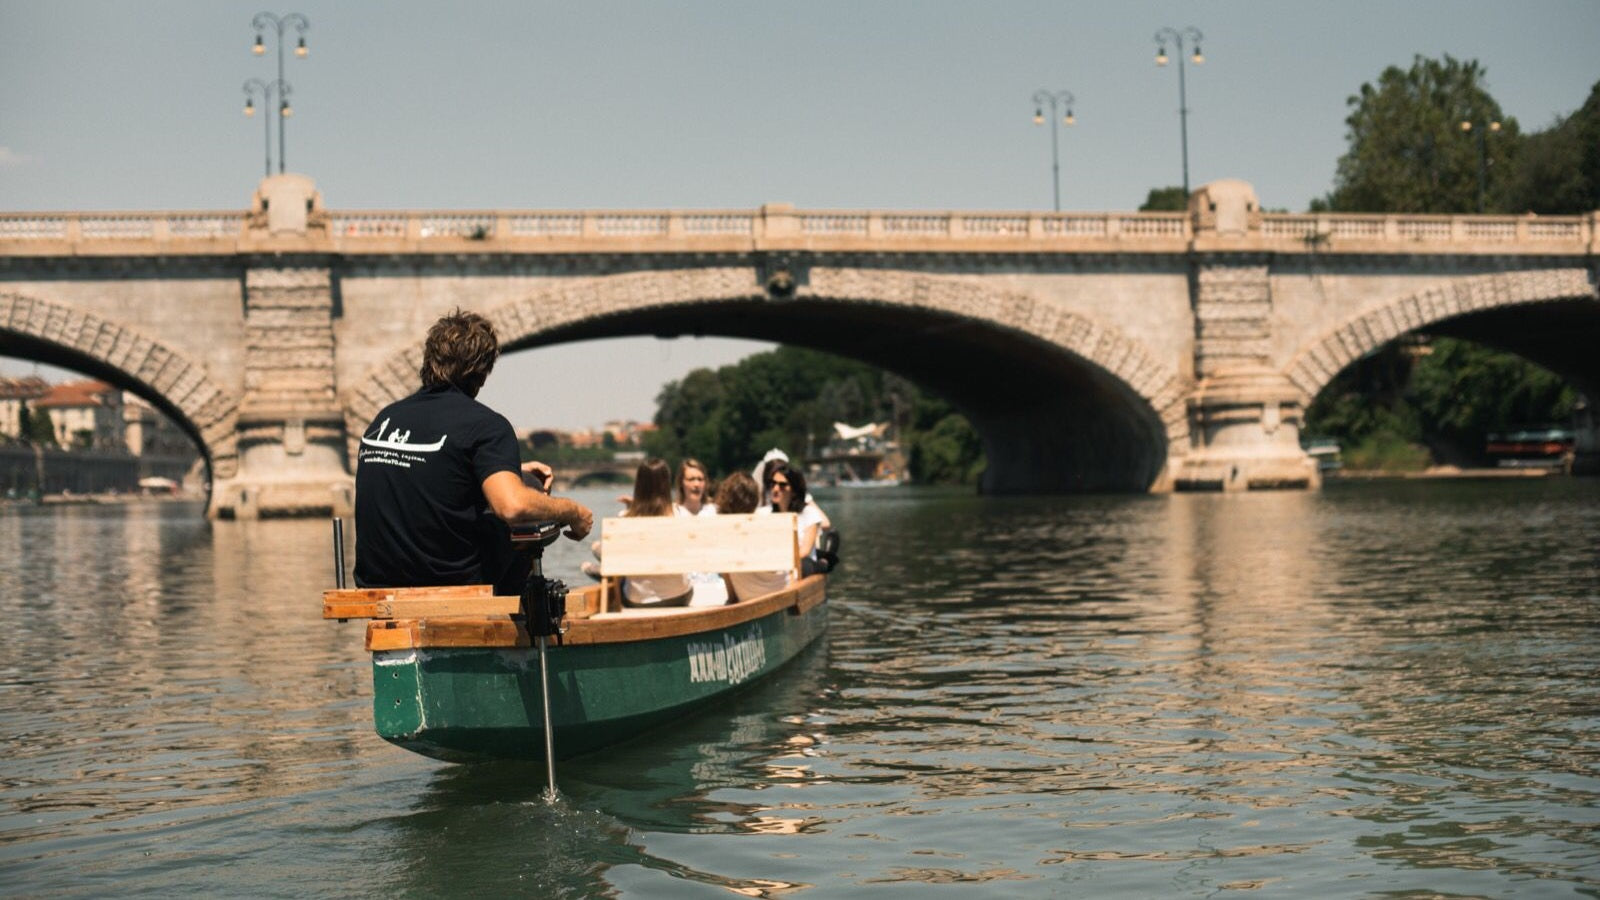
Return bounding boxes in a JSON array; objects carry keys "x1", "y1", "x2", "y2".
[
  {"x1": 1306, "y1": 337, "x2": 1578, "y2": 469},
  {"x1": 1304, "y1": 57, "x2": 1583, "y2": 469},
  {"x1": 1139, "y1": 186, "x2": 1187, "y2": 212},
  {"x1": 1326, "y1": 55, "x2": 1518, "y2": 213},
  {"x1": 1499, "y1": 79, "x2": 1600, "y2": 214},
  {"x1": 645, "y1": 346, "x2": 985, "y2": 484},
  {"x1": 27, "y1": 406, "x2": 57, "y2": 447},
  {"x1": 1408, "y1": 338, "x2": 1576, "y2": 452}
]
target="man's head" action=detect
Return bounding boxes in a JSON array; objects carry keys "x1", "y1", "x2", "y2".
[{"x1": 420, "y1": 309, "x2": 499, "y2": 396}]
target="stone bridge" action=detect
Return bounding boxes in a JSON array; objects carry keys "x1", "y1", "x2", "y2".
[
  {"x1": 547, "y1": 459, "x2": 640, "y2": 489},
  {"x1": 2, "y1": 174, "x2": 1596, "y2": 518}
]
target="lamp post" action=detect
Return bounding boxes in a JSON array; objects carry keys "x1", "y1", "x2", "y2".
[
  {"x1": 1459, "y1": 117, "x2": 1501, "y2": 213},
  {"x1": 241, "y1": 78, "x2": 290, "y2": 177},
  {"x1": 251, "y1": 12, "x2": 309, "y2": 174},
  {"x1": 1031, "y1": 90, "x2": 1076, "y2": 212},
  {"x1": 1153, "y1": 26, "x2": 1204, "y2": 197}
]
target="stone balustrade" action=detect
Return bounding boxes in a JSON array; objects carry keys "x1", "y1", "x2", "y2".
[{"x1": 3, "y1": 207, "x2": 1594, "y2": 256}]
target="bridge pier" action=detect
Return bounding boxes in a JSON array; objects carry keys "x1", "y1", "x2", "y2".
[
  {"x1": 1572, "y1": 400, "x2": 1600, "y2": 477},
  {"x1": 1175, "y1": 182, "x2": 1320, "y2": 492},
  {"x1": 1175, "y1": 371, "x2": 1320, "y2": 491},
  {"x1": 209, "y1": 175, "x2": 353, "y2": 519}
]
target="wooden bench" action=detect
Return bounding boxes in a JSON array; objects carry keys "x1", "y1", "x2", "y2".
[
  {"x1": 596, "y1": 512, "x2": 798, "y2": 613},
  {"x1": 323, "y1": 512, "x2": 799, "y2": 622}
]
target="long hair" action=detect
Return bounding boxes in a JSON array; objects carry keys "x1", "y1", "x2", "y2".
[
  {"x1": 713, "y1": 471, "x2": 760, "y2": 515},
  {"x1": 765, "y1": 461, "x2": 808, "y2": 513},
  {"x1": 420, "y1": 309, "x2": 499, "y2": 395},
  {"x1": 625, "y1": 457, "x2": 675, "y2": 517},
  {"x1": 676, "y1": 458, "x2": 709, "y2": 506}
]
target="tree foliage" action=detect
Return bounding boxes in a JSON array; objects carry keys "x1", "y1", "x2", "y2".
[
  {"x1": 1306, "y1": 338, "x2": 1576, "y2": 467},
  {"x1": 27, "y1": 405, "x2": 57, "y2": 447},
  {"x1": 644, "y1": 346, "x2": 984, "y2": 485},
  {"x1": 1498, "y1": 80, "x2": 1600, "y2": 214},
  {"x1": 1305, "y1": 58, "x2": 1590, "y2": 467},
  {"x1": 1138, "y1": 186, "x2": 1188, "y2": 212},
  {"x1": 1326, "y1": 55, "x2": 1518, "y2": 213}
]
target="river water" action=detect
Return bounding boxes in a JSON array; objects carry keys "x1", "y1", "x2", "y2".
[{"x1": 2, "y1": 479, "x2": 1597, "y2": 897}]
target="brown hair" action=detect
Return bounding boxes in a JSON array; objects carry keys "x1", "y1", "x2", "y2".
[
  {"x1": 713, "y1": 471, "x2": 760, "y2": 515},
  {"x1": 420, "y1": 309, "x2": 499, "y2": 395},
  {"x1": 676, "y1": 458, "x2": 709, "y2": 505},
  {"x1": 625, "y1": 457, "x2": 675, "y2": 517}
]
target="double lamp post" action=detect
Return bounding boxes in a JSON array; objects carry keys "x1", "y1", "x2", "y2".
[
  {"x1": 1029, "y1": 25, "x2": 1205, "y2": 211},
  {"x1": 242, "y1": 12, "x2": 309, "y2": 178}
]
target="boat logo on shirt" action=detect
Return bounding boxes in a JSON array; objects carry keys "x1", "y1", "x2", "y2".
[
  {"x1": 358, "y1": 418, "x2": 447, "y2": 468},
  {"x1": 361, "y1": 418, "x2": 447, "y2": 452}
]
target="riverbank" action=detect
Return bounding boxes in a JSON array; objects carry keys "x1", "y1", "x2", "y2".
[
  {"x1": 1328, "y1": 465, "x2": 1565, "y2": 480},
  {"x1": 2, "y1": 491, "x2": 201, "y2": 508}
]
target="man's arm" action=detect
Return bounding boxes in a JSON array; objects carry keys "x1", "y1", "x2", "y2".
[{"x1": 481, "y1": 469, "x2": 593, "y2": 540}]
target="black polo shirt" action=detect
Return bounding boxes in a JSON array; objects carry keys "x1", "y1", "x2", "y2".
[{"x1": 353, "y1": 384, "x2": 522, "y2": 588}]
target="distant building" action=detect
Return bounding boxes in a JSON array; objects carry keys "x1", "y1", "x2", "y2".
[
  {"x1": 35, "y1": 380, "x2": 124, "y2": 450},
  {"x1": 518, "y1": 421, "x2": 654, "y2": 450},
  {"x1": 0, "y1": 376, "x2": 50, "y2": 442}
]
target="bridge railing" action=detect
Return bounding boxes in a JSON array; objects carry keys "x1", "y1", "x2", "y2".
[
  {"x1": 1260, "y1": 213, "x2": 1590, "y2": 244},
  {"x1": 1, "y1": 208, "x2": 1593, "y2": 251}
]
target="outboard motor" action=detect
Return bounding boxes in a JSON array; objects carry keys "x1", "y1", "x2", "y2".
[
  {"x1": 509, "y1": 519, "x2": 568, "y2": 799},
  {"x1": 510, "y1": 520, "x2": 568, "y2": 645},
  {"x1": 815, "y1": 528, "x2": 841, "y2": 573}
]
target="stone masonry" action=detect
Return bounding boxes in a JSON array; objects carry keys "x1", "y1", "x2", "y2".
[{"x1": 1, "y1": 174, "x2": 1595, "y2": 515}]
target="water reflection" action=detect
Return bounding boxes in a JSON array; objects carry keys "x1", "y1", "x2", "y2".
[
  {"x1": 2, "y1": 481, "x2": 1597, "y2": 896},
  {"x1": 382, "y1": 643, "x2": 833, "y2": 897}
]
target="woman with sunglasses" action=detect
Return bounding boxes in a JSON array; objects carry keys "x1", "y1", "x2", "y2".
[{"x1": 764, "y1": 461, "x2": 831, "y2": 575}]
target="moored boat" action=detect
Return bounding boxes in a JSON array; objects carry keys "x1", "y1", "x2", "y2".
[{"x1": 325, "y1": 512, "x2": 827, "y2": 764}]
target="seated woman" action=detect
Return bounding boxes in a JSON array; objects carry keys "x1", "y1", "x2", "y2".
[
  {"x1": 675, "y1": 458, "x2": 727, "y2": 606},
  {"x1": 614, "y1": 458, "x2": 693, "y2": 608},
  {"x1": 764, "y1": 462, "x2": 832, "y2": 576},
  {"x1": 713, "y1": 472, "x2": 791, "y2": 603},
  {"x1": 675, "y1": 457, "x2": 716, "y2": 517}
]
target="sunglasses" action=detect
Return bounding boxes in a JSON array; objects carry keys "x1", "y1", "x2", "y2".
[{"x1": 768, "y1": 479, "x2": 791, "y2": 489}]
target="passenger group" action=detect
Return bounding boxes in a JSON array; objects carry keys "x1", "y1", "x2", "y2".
[{"x1": 587, "y1": 453, "x2": 837, "y2": 610}]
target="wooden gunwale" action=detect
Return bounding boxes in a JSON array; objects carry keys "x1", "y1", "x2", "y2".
[{"x1": 352, "y1": 576, "x2": 825, "y2": 651}]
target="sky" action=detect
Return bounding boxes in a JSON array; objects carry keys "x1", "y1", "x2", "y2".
[{"x1": 3, "y1": 0, "x2": 1598, "y2": 429}]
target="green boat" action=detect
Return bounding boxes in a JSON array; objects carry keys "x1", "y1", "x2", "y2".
[{"x1": 325, "y1": 512, "x2": 828, "y2": 764}]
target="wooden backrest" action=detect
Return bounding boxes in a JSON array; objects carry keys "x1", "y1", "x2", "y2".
[{"x1": 599, "y1": 512, "x2": 798, "y2": 577}]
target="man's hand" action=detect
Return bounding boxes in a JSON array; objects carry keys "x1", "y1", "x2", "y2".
[
  {"x1": 483, "y1": 470, "x2": 593, "y2": 542},
  {"x1": 521, "y1": 460, "x2": 554, "y2": 492},
  {"x1": 563, "y1": 501, "x2": 594, "y2": 541}
]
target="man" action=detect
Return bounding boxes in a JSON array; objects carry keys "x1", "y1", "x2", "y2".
[{"x1": 353, "y1": 309, "x2": 593, "y2": 594}]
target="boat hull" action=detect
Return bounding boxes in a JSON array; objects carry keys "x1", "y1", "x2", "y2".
[{"x1": 370, "y1": 597, "x2": 827, "y2": 763}]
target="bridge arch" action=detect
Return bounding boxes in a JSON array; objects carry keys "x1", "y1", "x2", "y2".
[
  {"x1": 0, "y1": 291, "x2": 241, "y2": 478},
  {"x1": 1283, "y1": 267, "x2": 1600, "y2": 401},
  {"x1": 344, "y1": 267, "x2": 1188, "y2": 492}
]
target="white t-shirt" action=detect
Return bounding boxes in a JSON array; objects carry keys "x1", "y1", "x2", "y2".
[
  {"x1": 796, "y1": 502, "x2": 826, "y2": 557},
  {"x1": 677, "y1": 502, "x2": 728, "y2": 606}
]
